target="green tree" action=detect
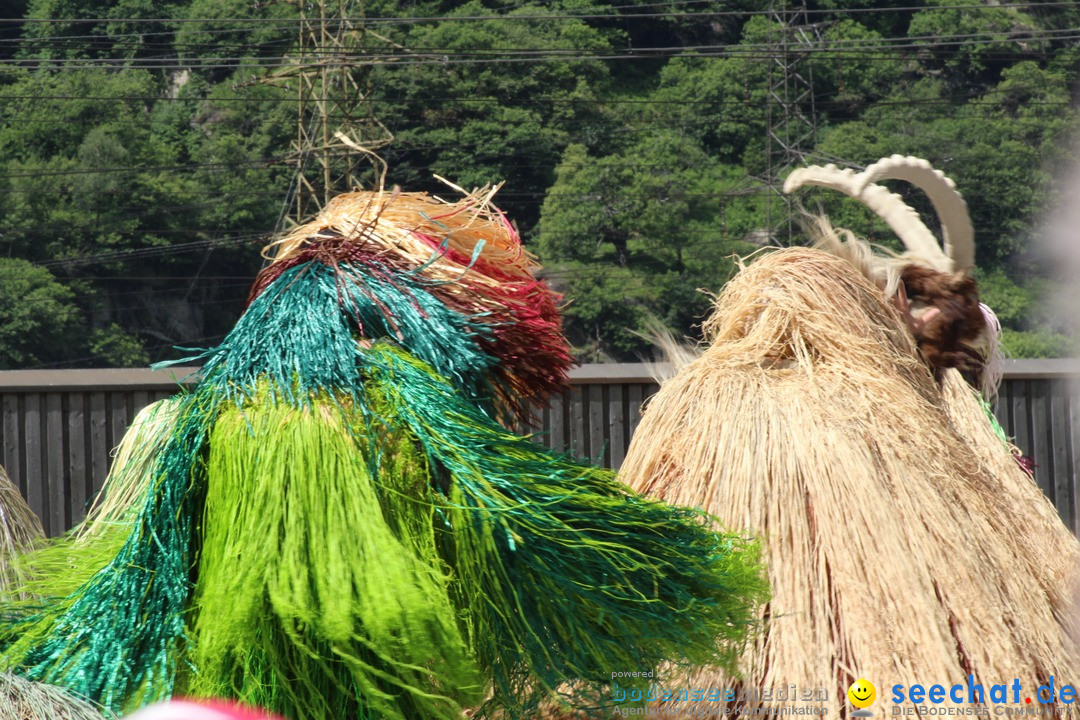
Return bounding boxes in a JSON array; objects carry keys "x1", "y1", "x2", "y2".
[
  {"x1": 907, "y1": 0, "x2": 1041, "y2": 88},
  {"x1": 0, "y1": 258, "x2": 80, "y2": 368},
  {"x1": 17, "y1": 0, "x2": 185, "y2": 61},
  {"x1": 370, "y1": 0, "x2": 618, "y2": 229},
  {"x1": 538, "y1": 133, "x2": 759, "y2": 359}
]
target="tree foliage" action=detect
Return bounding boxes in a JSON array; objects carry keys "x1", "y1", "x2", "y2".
[
  {"x1": 0, "y1": 0, "x2": 1076, "y2": 365},
  {"x1": 0, "y1": 258, "x2": 80, "y2": 368}
]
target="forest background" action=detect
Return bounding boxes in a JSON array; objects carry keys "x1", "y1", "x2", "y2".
[{"x1": 1, "y1": 0, "x2": 1078, "y2": 368}]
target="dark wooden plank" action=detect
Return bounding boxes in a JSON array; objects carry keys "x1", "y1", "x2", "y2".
[
  {"x1": 22, "y1": 394, "x2": 44, "y2": 534},
  {"x1": 1012, "y1": 379, "x2": 1032, "y2": 461},
  {"x1": 45, "y1": 392, "x2": 65, "y2": 535},
  {"x1": 89, "y1": 392, "x2": 109, "y2": 498},
  {"x1": 152, "y1": 390, "x2": 175, "y2": 404},
  {"x1": 1071, "y1": 390, "x2": 1080, "y2": 535},
  {"x1": 132, "y1": 390, "x2": 150, "y2": 418},
  {"x1": 569, "y1": 384, "x2": 585, "y2": 459},
  {"x1": 1002, "y1": 378, "x2": 1016, "y2": 438},
  {"x1": 1030, "y1": 380, "x2": 1053, "y2": 503},
  {"x1": 643, "y1": 382, "x2": 660, "y2": 410},
  {"x1": 1051, "y1": 382, "x2": 1072, "y2": 529},
  {"x1": 628, "y1": 384, "x2": 644, "y2": 441},
  {"x1": 609, "y1": 384, "x2": 627, "y2": 470},
  {"x1": 997, "y1": 359, "x2": 1080, "y2": 379},
  {"x1": 549, "y1": 392, "x2": 566, "y2": 455},
  {"x1": 540, "y1": 405, "x2": 552, "y2": 450},
  {"x1": 992, "y1": 379, "x2": 1010, "y2": 435},
  {"x1": 588, "y1": 384, "x2": 606, "y2": 465},
  {"x1": 529, "y1": 402, "x2": 545, "y2": 446},
  {"x1": 0, "y1": 367, "x2": 200, "y2": 391},
  {"x1": 68, "y1": 393, "x2": 89, "y2": 527},
  {"x1": 2, "y1": 394, "x2": 21, "y2": 495},
  {"x1": 568, "y1": 364, "x2": 666, "y2": 383},
  {"x1": 109, "y1": 393, "x2": 130, "y2": 470}
]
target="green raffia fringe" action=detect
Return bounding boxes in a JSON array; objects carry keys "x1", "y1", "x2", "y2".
[
  {"x1": 330, "y1": 258, "x2": 499, "y2": 402},
  {"x1": 364, "y1": 343, "x2": 769, "y2": 716},
  {"x1": 976, "y1": 388, "x2": 1011, "y2": 448},
  {"x1": 186, "y1": 397, "x2": 484, "y2": 720},
  {"x1": 0, "y1": 260, "x2": 767, "y2": 720}
]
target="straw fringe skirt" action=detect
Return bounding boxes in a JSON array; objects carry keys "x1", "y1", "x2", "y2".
[{"x1": 618, "y1": 247, "x2": 1080, "y2": 715}]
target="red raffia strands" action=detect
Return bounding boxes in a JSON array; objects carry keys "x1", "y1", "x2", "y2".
[{"x1": 250, "y1": 184, "x2": 574, "y2": 413}]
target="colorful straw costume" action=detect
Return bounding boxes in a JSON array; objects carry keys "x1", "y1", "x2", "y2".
[
  {"x1": 0, "y1": 185, "x2": 766, "y2": 720},
  {"x1": 620, "y1": 157, "x2": 1080, "y2": 715}
]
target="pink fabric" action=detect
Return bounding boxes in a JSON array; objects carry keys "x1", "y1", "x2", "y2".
[{"x1": 124, "y1": 700, "x2": 282, "y2": 720}]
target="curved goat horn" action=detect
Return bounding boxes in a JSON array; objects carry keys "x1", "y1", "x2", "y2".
[
  {"x1": 854, "y1": 155, "x2": 974, "y2": 274},
  {"x1": 783, "y1": 164, "x2": 954, "y2": 273}
]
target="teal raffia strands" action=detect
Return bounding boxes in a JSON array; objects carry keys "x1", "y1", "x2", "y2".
[
  {"x1": 364, "y1": 343, "x2": 769, "y2": 716},
  {"x1": 168, "y1": 263, "x2": 372, "y2": 406},
  {"x1": 331, "y1": 258, "x2": 498, "y2": 404},
  {"x1": 168, "y1": 260, "x2": 497, "y2": 409},
  {"x1": 0, "y1": 388, "x2": 215, "y2": 713}
]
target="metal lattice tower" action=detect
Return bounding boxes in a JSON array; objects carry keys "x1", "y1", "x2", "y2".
[
  {"x1": 267, "y1": 0, "x2": 394, "y2": 228},
  {"x1": 763, "y1": 0, "x2": 822, "y2": 243}
]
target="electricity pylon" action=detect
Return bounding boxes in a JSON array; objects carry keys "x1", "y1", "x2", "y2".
[
  {"x1": 764, "y1": 0, "x2": 822, "y2": 243},
  {"x1": 265, "y1": 0, "x2": 395, "y2": 228}
]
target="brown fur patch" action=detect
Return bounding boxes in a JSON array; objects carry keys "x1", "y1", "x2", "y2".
[{"x1": 899, "y1": 265, "x2": 985, "y2": 373}]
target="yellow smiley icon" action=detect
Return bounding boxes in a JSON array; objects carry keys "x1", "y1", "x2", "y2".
[{"x1": 848, "y1": 678, "x2": 876, "y2": 709}]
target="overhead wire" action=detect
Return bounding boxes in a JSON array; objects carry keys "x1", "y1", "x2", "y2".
[
  {"x1": 2, "y1": 22, "x2": 1080, "y2": 69},
  {"x1": 2, "y1": 1, "x2": 1076, "y2": 26},
  {"x1": 3, "y1": 39, "x2": 1079, "y2": 70},
  {"x1": 3, "y1": 18, "x2": 1078, "y2": 51}
]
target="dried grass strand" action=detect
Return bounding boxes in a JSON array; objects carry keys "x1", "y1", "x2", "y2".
[
  {"x1": 0, "y1": 673, "x2": 108, "y2": 720},
  {"x1": 75, "y1": 398, "x2": 183, "y2": 544},
  {"x1": 264, "y1": 184, "x2": 535, "y2": 289},
  {"x1": 0, "y1": 465, "x2": 44, "y2": 600}
]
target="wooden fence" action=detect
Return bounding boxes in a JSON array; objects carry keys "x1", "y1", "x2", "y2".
[{"x1": 2, "y1": 360, "x2": 1080, "y2": 537}]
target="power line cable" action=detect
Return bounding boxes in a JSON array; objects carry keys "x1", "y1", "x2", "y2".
[
  {"x1": 0, "y1": 86, "x2": 1072, "y2": 106},
  {"x1": 6, "y1": 17, "x2": 1075, "y2": 50},
  {"x1": 34, "y1": 233, "x2": 270, "y2": 269},
  {"x1": 3, "y1": 2, "x2": 1076, "y2": 26},
  {"x1": 4, "y1": 27, "x2": 1080, "y2": 70},
  {"x1": 0, "y1": 157, "x2": 290, "y2": 179},
  {"x1": 2, "y1": 1, "x2": 1075, "y2": 55}
]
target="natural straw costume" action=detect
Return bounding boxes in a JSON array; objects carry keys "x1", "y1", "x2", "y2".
[
  {"x1": 0, "y1": 672, "x2": 110, "y2": 720},
  {"x1": 0, "y1": 464, "x2": 43, "y2": 600},
  {"x1": 2, "y1": 467, "x2": 113, "y2": 720},
  {"x1": 0, "y1": 184, "x2": 766, "y2": 720},
  {"x1": 620, "y1": 157, "x2": 1080, "y2": 715}
]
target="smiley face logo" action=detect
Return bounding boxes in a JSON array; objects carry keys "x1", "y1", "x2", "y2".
[{"x1": 848, "y1": 678, "x2": 876, "y2": 709}]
